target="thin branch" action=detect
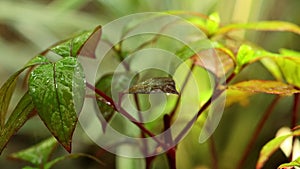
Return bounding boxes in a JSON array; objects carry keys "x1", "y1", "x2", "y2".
[
  {"x1": 290, "y1": 93, "x2": 299, "y2": 161},
  {"x1": 209, "y1": 136, "x2": 218, "y2": 169},
  {"x1": 170, "y1": 63, "x2": 195, "y2": 118},
  {"x1": 236, "y1": 95, "x2": 281, "y2": 169},
  {"x1": 86, "y1": 82, "x2": 168, "y2": 149},
  {"x1": 174, "y1": 89, "x2": 224, "y2": 143},
  {"x1": 164, "y1": 114, "x2": 176, "y2": 169}
]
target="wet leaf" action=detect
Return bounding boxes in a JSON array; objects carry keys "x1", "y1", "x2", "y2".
[
  {"x1": 51, "y1": 26, "x2": 101, "y2": 58},
  {"x1": 9, "y1": 137, "x2": 58, "y2": 166},
  {"x1": 228, "y1": 80, "x2": 300, "y2": 95},
  {"x1": 256, "y1": 129, "x2": 300, "y2": 169},
  {"x1": 216, "y1": 21, "x2": 300, "y2": 35},
  {"x1": 129, "y1": 77, "x2": 179, "y2": 94},
  {"x1": 0, "y1": 55, "x2": 49, "y2": 128},
  {"x1": 0, "y1": 92, "x2": 35, "y2": 154},
  {"x1": 29, "y1": 57, "x2": 85, "y2": 152},
  {"x1": 278, "y1": 156, "x2": 300, "y2": 169}
]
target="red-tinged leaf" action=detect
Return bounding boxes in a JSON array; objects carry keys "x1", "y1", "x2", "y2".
[
  {"x1": 77, "y1": 25, "x2": 102, "y2": 58},
  {"x1": 216, "y1": 21, "x2": 300, "y2": 36},
  {"x1": 0, "y1": 56, "x2": 49, "y2": 128},
  {"x1": 50, "y1": 26, "x2": 101, "y2": 58},
  {"x1": 278, "y1": 156, "x2": 300, "y2": 169},
  {"x1": 191, "y1": 48, "x2": 234, "y2": 77},
  {"x1": 228, "y1": 80, "x2": 300, "y2": 95},
  {"x1": 29, "y1": 57, "x2": 85, "y2": 152},
  {"x1": 225, "y1": 89, "x2": 254, "y2": 107},
  {"x1": 256, "y1": 129, "x2": 300, "y2": 169},
  {"x1": 0, "y1": 92, "x2": 35, "y2": 154},
  {"x1": 9, "y1": 137, "x2": 58, "y2": 166}
]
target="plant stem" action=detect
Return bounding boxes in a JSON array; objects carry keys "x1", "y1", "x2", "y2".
[
  {"x1": 133, "y1": 94, "x2": 156, "y2": 168},
  {"x1": 209, "y1": 136, "x2": 218, "y2": 169},
  {"x1": 290, "y1": 93, "x2": 299, "y2": 161},
  {"x1": 164, "y1": 114, "x2": 176, "y2": 169},
  {"x1": 291, "y1": 93, "x2": 299, "y2": 129},
  {"x1": 170, "y1": 63, "x2": 195, "y2": 118},
  {"x1": 236, "y1": 95, "x2": 281, "y2": 169},
  {"x1": 87, "y1": 82, "x2": 168, "y2": 149},
  {"x1": 174, "y1": 88, "x2": 224, "y2": 143}
]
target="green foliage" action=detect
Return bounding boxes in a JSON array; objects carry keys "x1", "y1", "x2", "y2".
[
  {"x1": 28, "y1": 57, "x2": 85, "y2": 152},
  {"x1": 0, "y1": 92, "x2": 35, "y2": 153},
  {"x1": 9, "y1": 137, "x2": 58, "y2": 166},
  {"x1": 0, "y1": 10, "x2": 299, "y2": 169},
  {"x1": 256, "y1": 128, "x2": 300, "y2": 169},
  {"x1": 278, "y1": 156, "x2": 300, "y2": 168}
]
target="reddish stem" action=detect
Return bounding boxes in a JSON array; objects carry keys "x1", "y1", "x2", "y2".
[
  {"x1": 209, "y1": 136, "x2": 218, "y2": 169},
  {"x1": 174, "y1": 89, "x2": 223, "y2": 143},
  {"x1": 170, "y1": 63, "x2": 195, "y2": 118},
  {"x1": 236, "y1": 96, "x2": 281, "y2": 169},
  {"x1": 87, "y1": 82, "x2": 168, "y2": 149},
  {"x1": 164, "y1": 114, "x2": 176, "y2": 169},
  {"x1": 290, "y1": 93, "x2": 299, "y2": 161}
]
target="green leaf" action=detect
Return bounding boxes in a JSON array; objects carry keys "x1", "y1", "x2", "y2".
[
  {"x1": 216, "y1": 21, "x2": 300, "y2": 35},
  {"x1": 278, "y1": 156, "x2": 300, "y2": 168},
  {"x1": 9, "y1": 137, "x2": 58, "y2": 166},
  {"x1": 228, "y1": 80, "x2": 300, "y2": 95},
  {"x1": 29, "y1": 57, "x2": 85, "y2": 152},
  {"x1": 235, "y1": 44, "x2": 259, "y2": 73},
  {"x1": 260, "y1": 58, "x2": 283, "y2": 81},
  {"x1": 128, "y1": 77, "x2": 179, "y2": 94},
  {"x1": 274, "y1": 57, "x2": 300, "y2": 88},
  {"x1": 44, "y1": 153, "x2": 104, "y2": 169},
  {"x1": 0, "y1": 55, "x2": 49, "y2": 129},
  {"x1": 0, "y1": 92, "x2": 35, "y2": 154},
  {"x1": 22, "y1": 167, "x2": 39, "y2": 169},
  {"x1": 50, "y1": 26, "x2": 101, "y2": 58},
  {"x1": 206, "y1": 12, "x2": 220, "y2": 35},
  {"x1": 0, "y1": 69, "x2": 22, "y2": 128},
  {"x1": 256, "y1": 134, "x2": 292, "y2": 169},
  {"x1": 256, "y1": 129, "x2": 300, "y2": 169},
  {"x1": 279, "y1": 48, "x2": 300, "y2": 57}
]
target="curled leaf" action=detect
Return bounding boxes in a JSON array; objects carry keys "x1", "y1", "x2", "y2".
[{"x1": 129, "y1": 77, "x2": 179, "y2": 94}]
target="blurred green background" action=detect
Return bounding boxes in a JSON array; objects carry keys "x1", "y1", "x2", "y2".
[{"x1": 0, "y1": 0, "x2": 299, "y2": 169}]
